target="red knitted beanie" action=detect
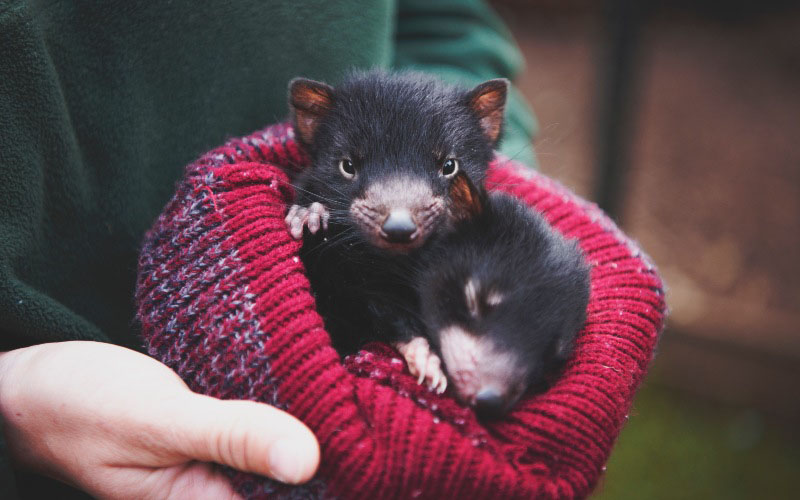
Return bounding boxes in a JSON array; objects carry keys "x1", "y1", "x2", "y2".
[{"x1": 136, "y1": 122, "x2": 666, "y2": 499}]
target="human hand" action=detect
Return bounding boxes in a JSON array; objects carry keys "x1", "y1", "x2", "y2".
[{"x1": 0, "y1": 341, "x2": 319, "y2": 499}]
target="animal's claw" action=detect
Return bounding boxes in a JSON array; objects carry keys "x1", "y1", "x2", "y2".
[
  {"x1": 395, "y1": 337, "x2": 448, "y2": 393},
  {"x1": 438, "y1": 376, "x2": 447, "y2": 394},
  {"x1": 285, "y1": 202, "x2": 330, "y2": 239}
]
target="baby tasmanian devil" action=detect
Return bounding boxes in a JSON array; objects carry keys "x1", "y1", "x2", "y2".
[
  {"x1": 285, "y1": 71, "x2": 509, "y2": 380},
  {"x1": 415, "y1": 172, "x2": 591, "y2": 419}
]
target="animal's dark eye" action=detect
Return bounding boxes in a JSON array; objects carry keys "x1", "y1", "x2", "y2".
[
  {"x1": 440, "y1": 158, "x2": 459, "y2": 178},
  {"x1": 339, "y1": 159, "x2": 356, "y2": 179}
]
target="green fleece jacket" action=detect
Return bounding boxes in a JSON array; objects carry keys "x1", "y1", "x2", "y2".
[{"x1": 0, "y1": 0, "x2": 536, "y2": 497}]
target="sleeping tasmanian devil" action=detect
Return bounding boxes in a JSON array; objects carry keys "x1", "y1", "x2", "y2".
[
  {"x1": 416, "y1": 172, "x2": 591, "y2": 418},
  {"x1": 285, "y1": 70, "x2": 509, "y2": 373}
]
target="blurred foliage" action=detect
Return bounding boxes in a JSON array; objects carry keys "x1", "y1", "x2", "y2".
[{"x1": 592, "y1": 381, "x2": 799, "y2": 500}]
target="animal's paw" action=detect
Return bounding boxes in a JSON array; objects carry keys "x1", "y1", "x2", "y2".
[
  {"x1": 395, "y1": 337, "x2": 448, "y2": 394},
  {"x1": 285, "y1": 202, "x2": 330, "y2": 239}
]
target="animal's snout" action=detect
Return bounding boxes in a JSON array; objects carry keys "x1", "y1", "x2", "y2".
[
  {"x1": 381, "y1": 209, "x2": 417, "y2": 243},
  {"x1": 474, "y1": 388, "x2": 507, "y2": 420},
  {"x1": 351, "y1": 175, "x2": 443, "y2": 251}
]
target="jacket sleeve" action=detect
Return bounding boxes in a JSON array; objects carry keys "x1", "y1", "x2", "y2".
[
  {"x1": 393, "y1": 0, "x2": 539, "y2": 167},
  {"x1": 1, "y1": 3, "x2": 112, "y2": 497}
]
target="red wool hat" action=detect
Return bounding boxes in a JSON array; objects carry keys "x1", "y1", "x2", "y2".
[{"x1": 136, "y1": 122, "x2": 666, "y2": 499}]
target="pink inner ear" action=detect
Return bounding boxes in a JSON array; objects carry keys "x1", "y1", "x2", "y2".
[
  {"x1": 480, "y1": 114, "x2": 502, "y2": 143},
  {"x1": 291, "y1": 81, "x2": 333, "y2": 114},
  {"x1": 299, "y1": 114, "x2": 316, "y2": 133},
  {"x1": 290, "y1": 79, "x2": 334, "y2": 143},
  {"x1": 300, "y1": 91, "x2": 330, "y2": 111},
  {"x1": 293, "y1": 100, "x2": 330, "y2": 143},
  {"x1": 293, "y1": 110, "x2": 319, "y2": 144},
  {"x1": 471, "y1": 90, "x2": 505, "y2": 143}
]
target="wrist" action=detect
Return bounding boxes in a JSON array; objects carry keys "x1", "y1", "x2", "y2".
[
  {"x1": 0, "y1": 345, "x2": 32, "y2": 412},
  {"x1": 0, "y1": 343, "x2": 73, "y2": 480},
  {"x1": 0, "y1": 346, "x2": 39, "y2": 473}
]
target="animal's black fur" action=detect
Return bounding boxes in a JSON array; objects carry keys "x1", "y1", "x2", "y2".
[
  {"x1": 290, "y1": 70, "x2": 507, "y2": 354},
  {"x1": 417, "y1": 175, "x2": 591, "y2": 415}
]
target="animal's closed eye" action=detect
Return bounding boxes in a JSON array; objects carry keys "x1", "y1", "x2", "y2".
[
  {"x1": 465, "y1": 278, "x2": 480, "y2": 318},
  {"x1": 485, "y1": 290, "x2": 504, "y2": 308},
  {"x1": 465, "y1": 279, "x2": 505, "y2": 319}
]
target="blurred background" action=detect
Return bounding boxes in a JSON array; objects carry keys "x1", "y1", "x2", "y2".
[{"x1": 490, "y1": 0, "x2": 800, "y2": 498}]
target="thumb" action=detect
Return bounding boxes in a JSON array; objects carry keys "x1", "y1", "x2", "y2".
[{"x1": 169, "y1": 393, "x2": 320, "y2": 485}]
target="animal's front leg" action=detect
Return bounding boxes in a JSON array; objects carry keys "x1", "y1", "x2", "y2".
[
  {"x1": 285, "y1": 202, "x2": 330, "y2": 239},
  {"x1": 395, "y1": 336, "x2": 448, "y2": 394}
]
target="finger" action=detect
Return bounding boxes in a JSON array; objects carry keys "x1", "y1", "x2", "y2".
[
  {"x1": 307, "y1": 211, "x2": 320, "y2": 234},
  {"x1": 426, "y1": 354, "x2": 439, "y2": 373},
  {"x1": 171, "y1": 395, "x2": 320, "y2": 485},
  {"x1": 285, "y1": 205, "x2": 299, "y2": 226},
  {"x1": 321, "y1": 209, "x2": 329, "y2": 231},
  {"x1": 141, "y1": 461, "x2": 244, "y2": 500},
  {"x1": 308, "y1": 203, "x2": 325, "y2": 234},
  {"x1": 426, "y1": 356, "x2": 440, "y2": 391},
  {"x1": 290, "y1": 210, "x2": 307, "y2": 239},
  {"x1": 416, "y1": 342, "x2": 431, "y2": 385},
  {"x1": 416, "y1": 357, "x2": 426, "y2": 385},
  {"x1": 430, "y1": 370, "x2": 439, "y2": 391}
]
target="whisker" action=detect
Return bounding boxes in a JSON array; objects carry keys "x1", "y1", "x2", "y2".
[{"x1": 286, "y1": 183, "x2": 351, "y2": 209}]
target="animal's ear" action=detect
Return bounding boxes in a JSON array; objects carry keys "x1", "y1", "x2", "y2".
[
  {"x1": 464, "y1": 79, "x2": 509, "y2": 146},
  {"x1": 449, "y1": 171, "x2": 485, "y2": 221},
  {"x1": 288, "y1": 78, "x2": 335, "y2": 145}
]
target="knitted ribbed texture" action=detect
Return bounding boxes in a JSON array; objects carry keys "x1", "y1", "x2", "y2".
[{"x1": 136, "y1": 122, "x2": 666, "y2": 499}]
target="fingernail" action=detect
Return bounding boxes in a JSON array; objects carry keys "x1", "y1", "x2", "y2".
[{"x1": 268, "y1": 437, "x2": 310, "y2": 484}]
